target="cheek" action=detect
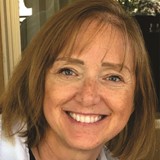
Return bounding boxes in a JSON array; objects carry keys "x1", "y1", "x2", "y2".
[
  {"x1": 101, "y1": 92, "x2": 134, "y2": 142},
  {"x1": 43, "y1": 81, "x2": 61, "y2": 117},
  {"x1": 43, "y1": 84, "x2": 64, "y2": 129},
  {"x1": 43, "y1": 85, "x2": 57, "y2": 109},
  {"x1": 43, "y1": 81, "x2": 77, "y2": 111},
  {"x1": 115, "y1": 95, "x2": 134, "y2": 128},
  {"x1": 105, "y1": 88, "x2": 134, "y2": 116},
  {"x1": 117, "y1": 96, "x2": 134, "y2": 117},
  {"x1": 107, "y1": 92, "x2": 134, "y2": 134}
]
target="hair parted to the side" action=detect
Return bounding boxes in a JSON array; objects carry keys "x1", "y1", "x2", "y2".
[{"x1": 1, "y1": 0, "x2": 157, "y2": 159}]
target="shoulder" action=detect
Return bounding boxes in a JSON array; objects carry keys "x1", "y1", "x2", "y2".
[{"x1": 0, "y1": 114, "x2": 30, "y2": 160}]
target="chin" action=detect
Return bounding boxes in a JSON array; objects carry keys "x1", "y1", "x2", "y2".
[{"x1": 66, "y1": 137, "x2": 104, "y2": 151}]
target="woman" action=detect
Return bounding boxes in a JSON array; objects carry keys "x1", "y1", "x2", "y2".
[{"x1": 0, "y1": 0, "x2": 157, "y2": 160}]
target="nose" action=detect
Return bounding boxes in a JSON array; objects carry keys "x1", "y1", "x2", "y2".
[{"x1": 75, "y1": 78, "x2": 101, "y2": 107}]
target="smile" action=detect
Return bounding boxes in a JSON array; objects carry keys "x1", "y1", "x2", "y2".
[{"x1": 67, "y1": 112, "x2": 106, "y2": 123}]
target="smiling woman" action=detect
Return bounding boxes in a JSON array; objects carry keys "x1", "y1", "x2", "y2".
[
  {"x1": 0, "y1": 0, "x2": 157, "y2": 160},
  {"x1": 43, "y1": 23, "x2": 135, "y2": 154}
]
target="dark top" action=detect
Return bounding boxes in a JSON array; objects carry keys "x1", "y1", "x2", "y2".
[{"x1": 29, "y1": 149, "x2": 36, "y2": 160}]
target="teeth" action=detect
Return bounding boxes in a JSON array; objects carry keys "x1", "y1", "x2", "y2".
[{"x1": 69, "y1": 112, "x2": 102, "y2": 123}]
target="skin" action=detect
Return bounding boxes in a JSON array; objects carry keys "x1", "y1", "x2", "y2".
[{"x1": 32, "y1": 22, "x2": 135, "y2": 160}]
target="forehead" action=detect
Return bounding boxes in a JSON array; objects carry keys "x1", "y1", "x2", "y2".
[
  {"x1": 56, "y1": 20, "x2": 134, "y2": 72},
  {"x1": 59, "y1": 19, "x2": 132, "y2": 61}
]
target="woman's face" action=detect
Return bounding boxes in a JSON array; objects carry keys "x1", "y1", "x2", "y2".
[{"x1": 43, "y1": 22, "x2": 135, "y2": 152}]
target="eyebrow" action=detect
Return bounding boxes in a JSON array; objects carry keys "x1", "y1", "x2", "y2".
[
  {"x1": 102, "y1": 62, "x2": 131, "y2": 73},
  {"x1": 56, "y1": 57, "x2": 84, "y2": 65},
  {"x1": 56, "y1": 57, "x2": 131, "y2": 73}
]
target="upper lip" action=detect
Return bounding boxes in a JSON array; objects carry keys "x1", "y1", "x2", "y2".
[{"x1": 65, "y1": 110, "x2": 110, "y2": 116}]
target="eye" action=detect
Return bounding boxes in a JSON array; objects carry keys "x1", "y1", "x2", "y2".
[
  {"x1": 58, "y1": 67, "x2": 77, "y2": 76},
  {"x1": 104, "y1": 75, "x2": 123, "y2": 82}
]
